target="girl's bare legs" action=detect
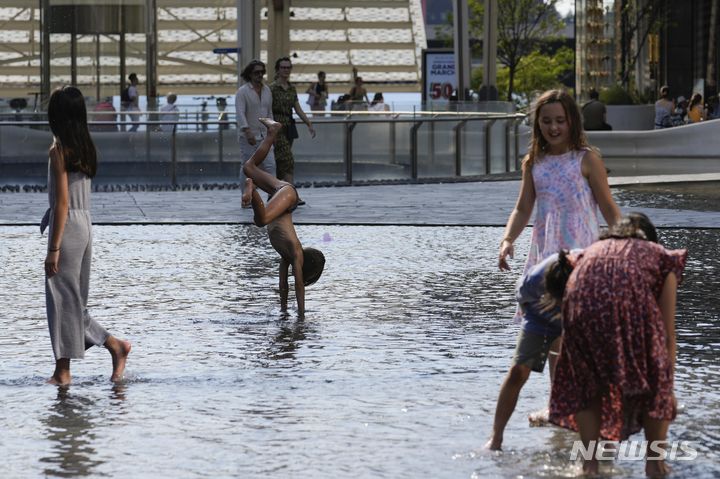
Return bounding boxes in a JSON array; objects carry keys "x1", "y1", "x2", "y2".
[
  {"x1": 575, "y1": 396, "x2": 602, "y2": 475},
  {"x1": 105, "y1": 335, "x2": 132, "y2": 382},
  {"x1": 242, "y1": 118, "x2": 298, "y2": 226},
  {"x1": 529, "y1": 337, "x2": 562, "y2": 426},
  {"x1": 644, "y1": 414, "x2": 672, "y2": 477},
  {"x1": 485, "y1": 364, "x2": 531, "y2": 450},
  {"x1": 48, "y1": 358, "x2": 71, "y2": 385}
]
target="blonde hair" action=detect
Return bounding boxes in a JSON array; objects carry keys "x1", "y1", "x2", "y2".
[{"x1": 523, "y1": 89, "x2": 590, "y2": 171}]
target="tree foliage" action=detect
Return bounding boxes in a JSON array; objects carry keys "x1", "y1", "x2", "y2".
[
  {"x1": 473, "y1": 46, "x2": 573, "y2": 108},
  {"x1": 465, "y1": 0, "x2": 564, "y2": 101}
]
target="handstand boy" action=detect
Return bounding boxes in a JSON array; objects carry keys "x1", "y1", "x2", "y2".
[{"x1": 241, "y1": 118, "x2": 324, "y2": 317}]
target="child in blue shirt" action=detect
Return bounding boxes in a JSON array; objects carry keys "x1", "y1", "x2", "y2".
[{"x1": 485, "y1": 251, "x2": 575, "y2": 450}]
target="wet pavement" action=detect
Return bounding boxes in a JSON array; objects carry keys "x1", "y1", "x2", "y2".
[{"x1": 1, "y1": 176, "x2": 719, "y2": 228}]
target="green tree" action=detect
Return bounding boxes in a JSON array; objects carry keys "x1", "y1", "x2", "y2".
[
  {"x1": 473, "y1": 46, "x2": 573, "y2": 107},
  {"x1": 463, "y1": 0, "x2": 563, "y2": 101}
]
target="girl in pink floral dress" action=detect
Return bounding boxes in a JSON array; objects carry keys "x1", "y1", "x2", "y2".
[
  {"x1": 487, "y1": 90, "x2": 620, "y2": 450},
  {"x1": 545, "y1": 213, "x2": 686, "y2": 477}
]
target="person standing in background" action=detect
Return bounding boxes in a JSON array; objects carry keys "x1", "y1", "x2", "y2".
[
  {"x1": 368, "y1": 92, "x2": 391, "y2": 113},
  {"x1": 235, "y1": 59, "x2": 276, "y2": 198},
  {"x1": 270, "y1": 57, "x2": 315, "y2": 206},
  {"x1": 581, "y1": 89, "x2": 611, "y2": 131},
  {"x1": 348, "y1": 67, "x2": 369, "y2": 110},
  {"x1": 159, "y1": 93, "x2": 179, "y2": 133},
  {"x1": 654, "y1": 85, "x2": 674, "y2": 129},
  {"x1": 121, "y1": 73, "x2": 140, "y2": 132},
  {"x1": 306, "y1": 71, "x2": 328, "y2": 116},
  {"x1": 91, "y1": 97, "x2": 117, "y2": 132},
  {"x1": 686, "y1": 93, "x2": 704, "y2": 123},
  {"x1": 216, "y1": 97, "x2": 230, "y2": 131}
]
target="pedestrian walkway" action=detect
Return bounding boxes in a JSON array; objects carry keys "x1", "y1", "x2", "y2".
[{"x1": 1, "y1": 179, "x2": 719, "y2": 228}]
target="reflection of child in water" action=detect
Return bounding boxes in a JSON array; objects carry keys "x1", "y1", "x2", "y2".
[{"x1": 241, "y1": 118, "x2": 325, "y2": 317}]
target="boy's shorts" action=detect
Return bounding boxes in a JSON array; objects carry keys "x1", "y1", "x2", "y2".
[{"x1": 512, "y1": 329, "x2": 560, "y2": 373}]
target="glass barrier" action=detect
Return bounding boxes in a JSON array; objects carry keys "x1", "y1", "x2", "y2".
[{"x1": 0, "y1": 111, "x2": 525, "y2": 186}]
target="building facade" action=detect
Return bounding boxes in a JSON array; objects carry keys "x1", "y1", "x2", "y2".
[{"x1": 576, "y1": 0, "x2": 720, "y2": 102}]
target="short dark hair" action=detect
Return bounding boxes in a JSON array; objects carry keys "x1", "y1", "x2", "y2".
[
  {"x1": 129, "y1": 73, "x2": 138, "y2": 82},
  {"x1": 543, "y1": 249, "x2": 574, "y2": 306},
  {"x1": 274, "y1": 56, "x2": 292, "y2": 73},
  {"x1": 589, "y1": 89, "x2": 599, "y2": 100},
  {"x1": 302, "y1": 248, "x2": 325, "y2": 286},
  {"x1": 241, "y1": 59, "x2": 266, "y2": 82}
]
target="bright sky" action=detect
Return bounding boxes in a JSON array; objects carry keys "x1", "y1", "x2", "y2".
[{"x1": 556, "y1": 0, "x2": 575, "y2": 17}]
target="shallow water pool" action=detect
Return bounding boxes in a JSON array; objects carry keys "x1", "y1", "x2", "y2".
[{"x1": 0, "y1": 225, "x2": 718, "y2": 478}]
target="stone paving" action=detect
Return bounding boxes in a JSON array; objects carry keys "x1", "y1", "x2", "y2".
[{"x1": 2, "y1": 177, "x2": 719, "y2": 228}]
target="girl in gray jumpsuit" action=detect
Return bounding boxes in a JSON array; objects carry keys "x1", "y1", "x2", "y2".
[{"x1": 43, "y1": 86, "x2": 131, "y2": 385}]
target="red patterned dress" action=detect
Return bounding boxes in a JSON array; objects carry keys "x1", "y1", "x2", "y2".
[{"x1": 549, "y1": 238, "x2": 687, "y2": 440}]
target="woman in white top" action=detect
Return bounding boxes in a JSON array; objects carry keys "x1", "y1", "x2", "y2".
[{"x1": 368, "y1": 92, "x2": 391, "y2": 113}]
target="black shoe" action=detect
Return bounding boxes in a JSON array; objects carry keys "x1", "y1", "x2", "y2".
[{"x1": 297, "y1": 199, "x2": 306, "y2": 206}]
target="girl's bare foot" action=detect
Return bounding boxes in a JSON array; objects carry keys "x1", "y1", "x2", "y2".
[
  {"x1": 484, "y1": 436, "x2": 502, "y2": 451},
  {"x1": 528, "y1": 408, "x2": 550, "y2": 426},
  {"x1": 47, "y1": 373, "x2": 71, "y2": 386},
  {"x1": 48, "y1": 358, "x2": 71, "y2": 385},
  {"x1": 582, "y1": 459, "x2": 599, "y2": 476},
  {"x1": 242, "y1": 178, "x2": 254, "y2": 208},
  {"x1": 259, "y1": 117, "x2": 282, "y2": 136},
  {"x1": 107, "y1": 337, "x2": 132, "y2": 382},
  {"x1": 646, "y1": 460, "x2": 672, "y2": 478}
]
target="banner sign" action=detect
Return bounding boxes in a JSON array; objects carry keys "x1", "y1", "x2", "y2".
[{"x1": 422, "y1": 49, "x2": 456, "y2": 105}]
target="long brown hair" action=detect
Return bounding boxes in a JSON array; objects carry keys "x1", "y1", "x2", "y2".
[
  {"x1": 688, "y1": 93, "x2": 703, "y2": 112},
  {"x1": 48, "y1": 86, "x2": 97, "y2": 177},
  {"x1": 523, "y1": 89, "x2": 589, "y2": 171}
]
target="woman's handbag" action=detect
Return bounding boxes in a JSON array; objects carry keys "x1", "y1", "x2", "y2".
[{"x1": 286, "y1": 118, "x2": 300, "y2": 141}]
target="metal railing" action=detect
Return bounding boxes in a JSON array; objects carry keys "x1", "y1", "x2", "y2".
[{"x1": 0, "y1": 110, "x2": 526, "y2": 186}]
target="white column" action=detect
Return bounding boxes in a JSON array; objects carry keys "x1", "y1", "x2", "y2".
[
  {"x1": 481, "y1": 0, "x2": 498, "y2": 100},
  {"x1": 237, "y1": 0, "x2": 261, "y2": 86},
  {"x1": 267, "y1": 0, "x2": 291, "y2": 71}
]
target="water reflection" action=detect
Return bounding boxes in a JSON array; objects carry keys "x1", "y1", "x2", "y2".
[
  {"x1": 0, "y1": 225, "x2": 717, "y2": 478},
  {"x1": 265, "y1": 320, "x2": 308, "y2": 362},
  {"x1": 615, "y1": 182, "x2": 720, "y2": 212},
  {"x1": 40, "y1": 387, "x2": 103, "y2": 478}
]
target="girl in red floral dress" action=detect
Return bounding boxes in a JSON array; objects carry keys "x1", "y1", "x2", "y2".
[{"x1": 545, "y1": 213, "x2": 686, "y2": 477}]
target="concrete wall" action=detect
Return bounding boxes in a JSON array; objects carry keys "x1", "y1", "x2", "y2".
[
  {"x1": 518, "y1": 119, "x2": 720, "y2": 177},
  {"x1": 589, "y1": 119, "x2": 720, "y2": 176},
  {"x1": 605, "y1": 105, "x2": 655, "y2": 131}
]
